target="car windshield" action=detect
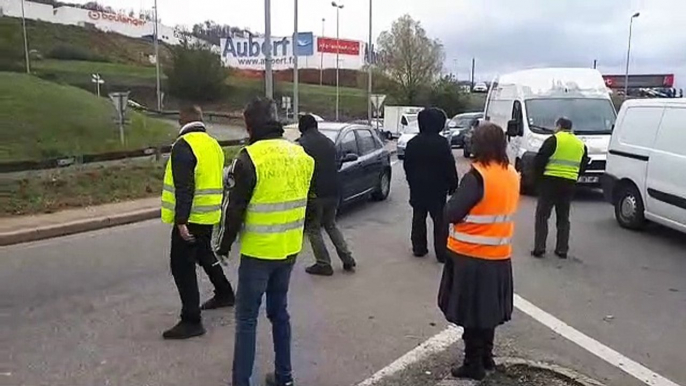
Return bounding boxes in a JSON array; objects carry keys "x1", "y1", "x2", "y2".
[
  {"x1": 404, "y1": 121, "x2": 420, "y2": 134},
  {"x1": 451, "y1": 114, "x2": 483, "y2": 128},
  {"x1": 525, "y1": 98, "x2": 616, "y2": 135},
  {"x1": 319, "y1": 130, "x2": 339, "y2": 142}
]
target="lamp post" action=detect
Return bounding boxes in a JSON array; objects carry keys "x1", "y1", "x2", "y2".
[
  {"x1": 331, "y1": 1, "x2": 344, "y2": 121},
  {"x1": 153, "y1": 0, "x2": 161, "y2": 111},
  {"x1": 320, "y1": 18, "x2": 325, "y2": 86},
  {"x1": 293, "y1": 0, "x2": 299, "y2": 119},
  {"x1": 20, "y1": 0, "x2": 30, "y2": 74},
  {"x1": 624, "y1": 12, "x2": 640, "y2": 97},
  {"x1": 265, "y1": 0, "x2": 274, "y2": 98},
  {"x1": 367, "y1": 0, "x2": 373, "y2": 125}
]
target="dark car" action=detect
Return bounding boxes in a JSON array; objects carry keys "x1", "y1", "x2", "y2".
[
  {"x1": 444, "y1": 112, "x2": 484, "y2": 148},
  {"x1": 314, "y1": 122, "x2": 392, "y2": 206},
  {"x1": 461, "y1": 117, "x2": 483, "y2": 158}
]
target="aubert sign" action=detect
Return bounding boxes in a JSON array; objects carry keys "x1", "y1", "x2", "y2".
[{"x1": 220, "y1": 33, "x2": 314, "y2": 70}]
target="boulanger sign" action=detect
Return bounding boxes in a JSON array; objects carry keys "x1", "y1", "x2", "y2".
[
  {"x1": 88, "y1": 11, "x2": 146, "y2": 26},
  {"x1": 221, "y1": 33, "x2": 314, "y2": 70}
]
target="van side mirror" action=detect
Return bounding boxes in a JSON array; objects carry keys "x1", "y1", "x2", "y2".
[
  {"x1": 341, "y1": 153, "x2": 359, "y2": 163},
  {"x1": 507, "y1": 119, "x2": 522, "y2": 137}
]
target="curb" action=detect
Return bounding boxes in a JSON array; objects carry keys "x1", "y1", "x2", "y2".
[{"x1": 0, "y1": 208, "x2": 160, "y2": 247}]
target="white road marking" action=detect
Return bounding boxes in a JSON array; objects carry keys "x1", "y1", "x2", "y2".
[
  {"x1": 356, "y1": 325, "x2": 463, "y2": 386},
  {"x1": 357, "y1": 294, "x2": 682, "y2": 386},
  {"x1": 514, "y1": 295, "x2": 681, "y2": 386}
]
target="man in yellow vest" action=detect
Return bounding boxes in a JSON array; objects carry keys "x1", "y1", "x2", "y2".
[
  {"x1": 532, "y1": 117, "x2": 589, "y2": 259},
  {"x1": 215, "y1": 98, "x2": 314, "y2": 386},
  {"x1": 161, "y1": 106, "x2": 235, "y2": 340}
]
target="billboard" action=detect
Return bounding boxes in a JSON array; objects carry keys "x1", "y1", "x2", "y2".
[
  {"x1": 221, "y1": 32, "x2": 314, "y2": 70},
  {"x1": 318, "y1": 37, "x2": 360, "y2": 56},
  {"x1": 603, "y1": 74, "x2": 675, "y2": 89}
]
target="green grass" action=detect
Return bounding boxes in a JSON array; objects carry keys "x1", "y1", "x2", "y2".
[
  {"x1": 3, "y1": 146, "x2": 240, "y2": 217},
  {"x1": 0, "y1": 72, "x2": 176, "y2": 162},
  {"x1": 33, "y1": 60, "x2": 159, "y2": 79}
]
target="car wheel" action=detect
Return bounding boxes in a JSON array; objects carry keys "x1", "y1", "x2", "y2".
[
  {"x1": 463, "y1": 147, "x2": 470, "y2": 158},
  {"x1": 371, "y1": 169, "x2": 391, "y2": 201},
  {"x1": 517, "y1": 160, "x2": 535, "y2": 195},
  {"x1": 614, "y1": 183, "x2": 646, "y2": 230}
]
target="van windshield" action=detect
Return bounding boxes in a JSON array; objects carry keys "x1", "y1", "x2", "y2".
[{"x1": 525, "y1": 98, "x2": 616, "y2": 135}]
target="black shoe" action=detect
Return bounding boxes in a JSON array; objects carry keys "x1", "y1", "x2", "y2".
[
  {"x1": 555, "y1": 251, "x2": 568, "y2": 259},
  {"x1": 451, "y1": 362, "x2": 486, "y2": 381},
  {"x1": 201, "y1": 295, "x2": 235, "y2": 310},
  {"x1": 413, "y1": 250, "x2": 428, "y2": 258},
  {"x1": 162, "y1": 321, "x2": 206, "y2": 340},
  {"x1": 343, "y1": 260, "x2": 357, "y2": 272},
  {"x1": 265, "y1": 372, "x2": 294, "y2": 386},
  {"x1": 306, "y1": 264, "x2": 334, "y2": 276},
  {"x1": 436, "y1": 254, "x2": 447, "y2": 264},
  {"x1": 483, "y1": 355, "x2": 496, "y2": 371},
  {"x1": 530, "y1": 250, "x2": 545, "y2": 258}
]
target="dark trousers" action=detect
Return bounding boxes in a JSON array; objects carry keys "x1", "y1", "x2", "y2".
[
  {"x1": 463, "y1": 327, "x2": 496, "y2": 363},
  {"x1": 534, "y1": 177, "x2": 576, "y2": 254},
  {"x1": 305, "y1": 197, "x2": 354, "y2": 267},
  {"x1": 170, "y1": 223, "x2": 234, "y2": 324},
  {"x1": 232, "y1": 256, "x2": 295, "y2": 386},
  {"x1": 411, "y1": 201, "x2": 447, "y2": 261}
]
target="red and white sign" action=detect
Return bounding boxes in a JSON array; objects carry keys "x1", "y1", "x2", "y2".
[
  {"x1": 88, "y1": 11, "x2": 146, "y2": 27},
  {"x1": 317, "y1": 37, "x2": 360, "y2": 56}
]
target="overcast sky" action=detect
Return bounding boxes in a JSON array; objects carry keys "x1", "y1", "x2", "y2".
[{"x1": 73, "y1": 0, "x2": 684, "y2": 87}]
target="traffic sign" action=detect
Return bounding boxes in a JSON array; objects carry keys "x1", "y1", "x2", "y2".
[{"x1": 370, "y1": 94, "x2": 387, "y2": 111}]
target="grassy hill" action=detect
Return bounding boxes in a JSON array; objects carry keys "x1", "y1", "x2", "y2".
[{"x1": 0, "y1": 72, "x2": 175, "y2": 162}]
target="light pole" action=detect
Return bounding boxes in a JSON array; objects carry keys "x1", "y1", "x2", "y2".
[
  {"x1": 332, "y1": 1, "x2": 343, "y2": 121},
  {"x1": 265, "y1": 0, "x2": 274, "y2": 99},
  {"x1": 153, "y1": 0, "x2": 161, "y2": 111},
  {"x1": 293, "y1": 0, "x2": 299, "y2": 120},
  {"x1": 367, "y1": 0, "x2": 373, "y2": 125},
  {"x1": 20, "y1": 0, "x2": 30, "y2": 74},
  {"x1": 320, "y1": 18, "x2": 325, "y2": 86},
  {"x1": 624, "y1": 12, "x2": 640, "y2": 97}
]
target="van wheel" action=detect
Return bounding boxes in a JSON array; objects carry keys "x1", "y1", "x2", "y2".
[
  {"x1": 372, "y1": 169, "x2": 391, "y2": 201},
  {"x1": 614, "y1": 183, "x2": 646, "y2": 230}
]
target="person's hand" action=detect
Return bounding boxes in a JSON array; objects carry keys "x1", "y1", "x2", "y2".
[{"x1": 177, "y1": 224, "x2": 195, "y2": 242}]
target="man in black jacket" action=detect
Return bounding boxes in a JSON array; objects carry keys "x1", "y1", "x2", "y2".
[
  {"x1": 403, "y1": 108, "x2": 459, "y2": 263},
  {"x1": 298, "y1": 115, "x2": 356, "y2": 276},
  {"x1": 163, "y1": 106, "x2": 235, "y2": 340}
]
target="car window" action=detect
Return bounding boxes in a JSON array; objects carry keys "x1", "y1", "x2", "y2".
[
  {"x1": 401, "y1": 116, "x2": 408, "y2": 126},
  {"x1": 356, "y1": 129, "x2": 377, "y2": 155},
  {"x1": 339, "y1": 131, "x2": 359, "y2": 155}
]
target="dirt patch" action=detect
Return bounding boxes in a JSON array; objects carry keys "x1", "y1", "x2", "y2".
[{"x1": 482, "y1": 364, "x2": 584, "y2": 386}]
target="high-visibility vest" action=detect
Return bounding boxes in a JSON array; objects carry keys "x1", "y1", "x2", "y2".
[
  {"x1": 161, "y1": 132, "x2": 224, "y2": 225},
  {"x1": 544, "y1": 131, "x2": 585, "y2": 181},
  {"x1": 240, "y1": 139, "x2": 315, "y2": 260},
  {"x1": 447, "y1": 162, "x2": 520, "y2": 260}
]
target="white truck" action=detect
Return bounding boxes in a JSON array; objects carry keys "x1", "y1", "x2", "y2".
[{"x1": 382, "y1": 106, "x2": 423, "y2": 139}]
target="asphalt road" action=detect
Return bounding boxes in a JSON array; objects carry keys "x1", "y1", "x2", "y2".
[{"x1": 1, "y1": 154, "x2": 684, "y2": 386}]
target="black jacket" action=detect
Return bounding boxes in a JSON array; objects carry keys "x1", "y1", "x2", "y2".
[
  {"x1": 403, "y1": 128, "x2": 459, "y2": 208},
  {"x1": 534, "y1": 133, "x2": 590, "y2": 181},
  {"x1": 298, "y1": 128, "x2": 340, "y2": 199},
  {"x1": 215, "y1": 122, "x2": 285, "y2": 256},
  {"x1": 170, "y1": 122, "x2": 210, "y2": 225}
]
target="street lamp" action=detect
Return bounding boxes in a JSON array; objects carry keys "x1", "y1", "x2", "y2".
[
  {"x1": 624, "y1": 12, "x2": 640, "y2": 97},
  {"x1": 153, "y1": 0, "x2": 161, "y2": 111},
  {"x1": 265, "y1": 0, "x2": 273, "y2": 99},
  {"x1": 320, "y1": 18, "x2": 325, "y2": 86},
  {"x1": 367, "y1": 0, "x2": 373, "y2": 125},
  {"x1": 293, "y1": 0, "x2": 299, "y2": 119},
  {"x1": 20, "y1": 0, "x2": 30, "y2": 74},
  {"x1": 331, "y1": 1, "x2": 344, "y2": 121}
]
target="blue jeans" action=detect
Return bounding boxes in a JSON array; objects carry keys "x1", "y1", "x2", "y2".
[{"x1": 232, "y1": 256, "x2": 295, "y2": 386}]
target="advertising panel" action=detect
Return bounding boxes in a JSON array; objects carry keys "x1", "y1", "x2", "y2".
[
  {"x1": 603, "y1": 74, "x2": 675, "y2": 89},
  {"x1": 221, "y1": 32, "x2": 314, "y2": 70},
  {"x1": 317, "y1": 37, "x2": 360, "y2": 56}
]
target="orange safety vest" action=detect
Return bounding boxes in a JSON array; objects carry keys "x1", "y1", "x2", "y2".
[{"x1": 447, "y1": 162, "x2": 520, "y2": 260}]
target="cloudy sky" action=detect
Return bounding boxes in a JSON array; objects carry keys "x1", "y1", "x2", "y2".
[{"x1": 74, "y1": 0, "x2": 685, "y2": 86}]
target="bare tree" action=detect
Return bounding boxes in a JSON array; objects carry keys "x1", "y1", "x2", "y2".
[{"x1": 377, "y1": 15, "x2": 445, "y2": 104}]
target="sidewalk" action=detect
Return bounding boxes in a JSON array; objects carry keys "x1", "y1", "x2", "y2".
[{"x1": 0, "y1": 197, "x2": 159, "y2": 246}]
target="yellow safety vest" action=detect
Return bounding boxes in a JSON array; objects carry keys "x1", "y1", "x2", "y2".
[
  {"x1": 544, "y1": 131, "x2": 585, "y2": 181},
  {"x1": 161, "y1": 132, "x2": 224, "y2": 225},
  {"x1": 240, "y1": 139, "x2": 315, "y2": 260}
]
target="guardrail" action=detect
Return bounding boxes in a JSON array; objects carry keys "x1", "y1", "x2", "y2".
[{"x1": 0, "y1": 138, "x2": 247, "y2": 174}]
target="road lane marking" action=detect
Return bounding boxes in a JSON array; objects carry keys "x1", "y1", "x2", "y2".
[
  {"x1": 357, "y1": 294, "x2": 682, "y2": 386},
  {"x1": 514, "y1": 294, "x2": 681, "y2": 386},
  {"x1": 356, "y1": 325, "x2": 463, "y2": 386}
]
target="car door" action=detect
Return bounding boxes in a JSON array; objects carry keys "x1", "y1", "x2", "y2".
[
  {"x1": 507, "y1": 100, "x2": 524, "y2": 163},
  {"x1": 337, "y1": 129, "x2": 365, "y2": 201},
  {"x1": 645, "y1": 106, "x2": 686, "y2": 227},
  {"x1": 355, "y1": 127, "x2": 384, "y2": 192}
]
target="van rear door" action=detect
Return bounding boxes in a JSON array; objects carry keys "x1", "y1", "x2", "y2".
[{"x1": 645, "y1": 107, "x2": 686, "y2": 227}]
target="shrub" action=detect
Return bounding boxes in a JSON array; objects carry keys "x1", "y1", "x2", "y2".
[
  {"x1": 165, "y1": 39, "x2": 226, "y2": 102},
  {"x1": 46, "y1": 44, "x2": 108, "y2": 62}
]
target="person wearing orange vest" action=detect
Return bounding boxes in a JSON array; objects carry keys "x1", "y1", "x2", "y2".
[{"x1": 438, "y1": 123, "x2": 520, "y2": 381}]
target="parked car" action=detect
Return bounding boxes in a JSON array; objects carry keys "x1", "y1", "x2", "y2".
[
  {"x1": 602, "y1": 98, "x2": 686, "y2": 233},
  {"x1": 396, "y1": 121, "x2": 451, "y2": 159},
  {"x1": 444, "y1": 112, "x2": 483, "y2": 148},
  {"x1": 473, "y1": 82, "x2": 489, "y2": 93},
  {"x1": 315, "y1": 122, "x2": 392, "y2": 205}
]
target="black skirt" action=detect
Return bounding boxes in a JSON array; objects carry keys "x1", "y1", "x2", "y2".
[{"x1": 438, "y1": 251, "x2": 513, "y2": 329}]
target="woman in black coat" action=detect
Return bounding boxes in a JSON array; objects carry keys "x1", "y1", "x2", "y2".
[{"x1": 438, "y1": 123, "x2": 520, "y2": 380}]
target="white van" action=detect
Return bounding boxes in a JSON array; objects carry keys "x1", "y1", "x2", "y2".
[
  {"x1": 602, "y1": 98, "x2": 686, "y2": 232},
  {"x1": 484, "y1": 68, "x2": 617, "y2": 192}
]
